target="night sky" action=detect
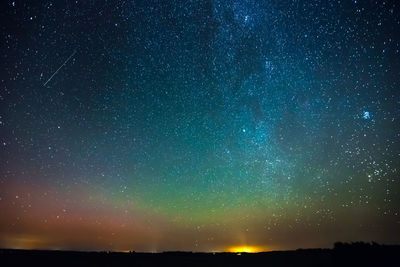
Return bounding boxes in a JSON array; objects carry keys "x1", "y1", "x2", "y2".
[{"x1": 1, "y1": 0, "x2": 400, "y2": 252}]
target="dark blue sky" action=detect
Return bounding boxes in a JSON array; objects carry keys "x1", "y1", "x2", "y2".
[{"x1": 0, "y1": 0, "x2": 399, "y2": 251}]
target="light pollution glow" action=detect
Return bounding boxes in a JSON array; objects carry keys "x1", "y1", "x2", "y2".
[{"x1": 227, "y1": 246, "x2": 265, "y2": 253}]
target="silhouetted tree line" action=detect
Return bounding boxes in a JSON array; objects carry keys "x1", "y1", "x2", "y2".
[{"x1": 333, "y1": 241, "x2": 399, "y2": 266}]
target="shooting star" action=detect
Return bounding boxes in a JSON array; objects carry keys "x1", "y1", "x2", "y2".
[{"x1": 44, "y1": 49, "x2": 77, "y2": 87}]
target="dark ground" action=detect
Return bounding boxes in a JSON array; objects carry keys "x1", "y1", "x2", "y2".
[{"x1": 0, "y1": 242, "x2": 399, "y2": 266}]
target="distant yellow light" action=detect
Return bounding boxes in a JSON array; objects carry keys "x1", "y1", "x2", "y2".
[{"x1": 228, "y1": 246, "x2": 262, "y2": 253}]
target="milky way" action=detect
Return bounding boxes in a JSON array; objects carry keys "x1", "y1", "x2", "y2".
[{"x1": 0, "y1": 0, "x2": 399, "y2": 252}]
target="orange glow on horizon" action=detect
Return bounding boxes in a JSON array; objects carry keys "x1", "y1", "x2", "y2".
[{"x1": 227, "y1": 246, "x2": 265, "y2": 253}]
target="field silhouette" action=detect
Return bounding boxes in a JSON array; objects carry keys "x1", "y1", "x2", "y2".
[{"x1": 1, "y1": 242, "x2": 399, "y2": 266}]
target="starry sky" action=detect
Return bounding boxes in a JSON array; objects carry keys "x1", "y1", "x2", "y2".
[{"x1": 1, "y1": 0, "x2": 399, "y2": 252}]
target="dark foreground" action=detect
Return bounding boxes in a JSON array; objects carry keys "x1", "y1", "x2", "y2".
[{"x1": 1, "y1": 242, "x2": 399, "y2": 266}]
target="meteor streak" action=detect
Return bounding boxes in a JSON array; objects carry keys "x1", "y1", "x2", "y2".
[{"x1": 43, "y1": 49, "x2": 77, "y2": 87}]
